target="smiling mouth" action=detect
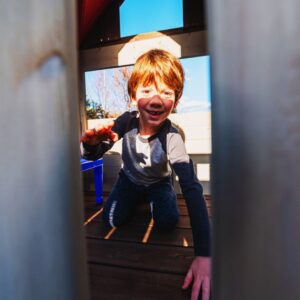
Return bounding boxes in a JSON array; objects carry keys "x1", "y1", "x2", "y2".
[{"x1": 146, "y1": 110, "x2": 164, "y2": 116}]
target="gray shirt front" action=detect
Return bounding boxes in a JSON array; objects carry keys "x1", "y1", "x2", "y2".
[{"x1": 116, "y1": 113, "x2": 189, "y2": 186}]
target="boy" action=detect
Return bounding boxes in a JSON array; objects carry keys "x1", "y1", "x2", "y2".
[{"x1": 81, "y1": 49, "x2": 211, "y2": 300}]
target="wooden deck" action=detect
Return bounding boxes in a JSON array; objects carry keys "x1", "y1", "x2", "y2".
[{"x1": 83, "y1": 192, "x2": 211, "y2": 300}]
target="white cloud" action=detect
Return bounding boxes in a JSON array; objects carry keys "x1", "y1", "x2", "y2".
[
  {"x1": 184, "y1": 68, "x2": 192, "y2": 82},
  {"x1": 177, "y1": 98, "x2": 211, "y2": 113}
]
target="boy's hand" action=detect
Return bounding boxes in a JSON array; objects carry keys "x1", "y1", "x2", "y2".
[
  {"x1": 182, "y1": 256, "x2": 211, "y2": 300},
  {"x1": 80, "y1": 120, "x2": 118, "y2": 146}
]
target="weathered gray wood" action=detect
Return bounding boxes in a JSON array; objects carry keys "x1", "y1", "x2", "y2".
[
  {"x1": 79, "y1": 30, "x2": 208, "y2": 71},
  {"x1": 208, "y1": 0, "x2": 300, "y2": 299},
  {"x1": 79, "y1": 73, "x2": 87, "y2": 134},
  {"x1": 0, "y1": 1, "x2": 89, "y2": 299}
]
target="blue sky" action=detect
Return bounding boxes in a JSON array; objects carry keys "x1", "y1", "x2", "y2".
[
  {"x1": 178, "y1": 56, "x2": 211, "y2": 112},
  {"x1": 120, "y1": 0, "x2": 183, "y2": 37}
]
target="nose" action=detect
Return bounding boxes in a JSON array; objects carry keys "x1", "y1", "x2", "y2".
[{"x1": 148, "y1": 95, "x2": 163, "y2": 107}]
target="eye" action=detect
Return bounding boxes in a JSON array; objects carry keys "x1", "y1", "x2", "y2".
[
  {"x1": 163, "y1": 90, "x2": 174, "y2": 98},
  {"x1": 141, "y1": 87, "x2": 153, "y2": 96}
]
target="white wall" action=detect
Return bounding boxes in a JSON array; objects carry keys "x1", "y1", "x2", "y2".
[{"x1": 169, "y1": 111, "x2": 211, "y2": 154}]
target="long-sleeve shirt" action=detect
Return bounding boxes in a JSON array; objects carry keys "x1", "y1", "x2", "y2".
[{"x1": 83, "y1": 111, "x2": 210, "y2": 256}]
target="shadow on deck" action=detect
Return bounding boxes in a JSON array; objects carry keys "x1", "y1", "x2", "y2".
[{"x1": 83, "y1": 192, "x2": 211, "y2": 300}]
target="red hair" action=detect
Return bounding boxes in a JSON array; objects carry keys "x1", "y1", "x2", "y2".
[{"x1": 128, "y1": 49, "x2": 184, "y2": 102}]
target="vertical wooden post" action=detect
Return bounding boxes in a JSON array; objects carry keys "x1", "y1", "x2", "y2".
[
  {"x1": 0, "y1": 1, "x2": 89, "y2": 299},
  {"x1": 79, "y1": 73, "x2": 87, "y2": 135},
  {"x1": 208, "y1": 0, "x2": 300, "y2": 299}
]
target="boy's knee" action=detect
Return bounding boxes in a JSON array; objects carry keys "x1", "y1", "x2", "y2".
[{"x1": 154, "y1": 214, "x2": 179, "y2": 231}]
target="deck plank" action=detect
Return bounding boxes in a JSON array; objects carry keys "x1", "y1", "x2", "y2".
[
  {"x1": 84, "y1": 201, "x2": 190, "y2": 217},
  {"x1": 89, "y1": 264, "x2": 190, "y2": 300},
  {"x1": 85, "y1": 221, "x2": 194, "y2": 248},
  {"x1": 90, "y1": 213, "x2": 192, "y2": 229},
  {"x1": 86, "y1": 238, "x2": 194, "y2": 274}
]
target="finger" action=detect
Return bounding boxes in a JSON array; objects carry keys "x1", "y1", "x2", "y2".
[
  {"x1": 80, "y1": 135, "x2": 89, "y2": 143},
  {"x1": 85, "y1": 129, "x2": 96, "y2": 137},
  {"x1": 96, "y1": 123, "x2": 112, "y2": 133},
  {"x1": 201, "y1": 277, "x2": 211, "y2": 300},
  {"x1": 191, "y1": 279, "x2": 201, "y2": 300},
  {"x1": 95, "y1": 124, "x2": 104, "y2": 134},
  {"x1": 95, "y1": 129, "x2": 111, "y2": 139},
  {"x1": 110, "y1": 131, "x2": 119, "y2": 142},
  {"x1": 182, "y1": 269, "x2": 193, "y2": 289}
]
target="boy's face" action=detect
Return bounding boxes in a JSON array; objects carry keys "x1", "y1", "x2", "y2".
[{"x1": 132, "y1": 82, "x2": 178, "y2": 131}]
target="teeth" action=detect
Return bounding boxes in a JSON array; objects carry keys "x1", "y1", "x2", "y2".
[{"x1": 149, "y1": 111, "x2": 162, "y2": 115}]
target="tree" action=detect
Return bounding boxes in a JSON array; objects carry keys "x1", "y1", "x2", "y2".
[
  {"x1": 92, "y1": 71, "x2": 109, "y2": 113},
  {"x1": 85, "y1": 98, "x2": 106, "y2": 119},
  {"x1": 113, "y1": 66, "x2": 132, "y2": 111},
  {"x1": 86, "y1": 66, "x2": 133, "y2": 119}
]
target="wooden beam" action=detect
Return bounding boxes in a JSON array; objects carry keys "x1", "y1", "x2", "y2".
[
  {"x1": 208, "y1": 0, "x2": 300, "y2": 299},
  {"x1": 79, "y1": 30, "x2": 208, "y2": 71},
  {"x1": 0, "y1": 1, "x2": 89, "y2": 299},
  {"x1": 183, "y1": 0, "x2": 206, "y2": 29}
]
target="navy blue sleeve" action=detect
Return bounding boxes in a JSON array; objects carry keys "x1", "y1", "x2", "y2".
[
  {"x1": 172, "y1": 160, "x2": 211, "y2": 256},
  {"x1": 111, "y1": 111, "x2": 133, "y2": 138},
  {"x1": 166, "y1": 128, "x2": 211, "y2": 256}
]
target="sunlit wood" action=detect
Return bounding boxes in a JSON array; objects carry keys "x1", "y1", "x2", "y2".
[
  {"x1": 84, "y1": 208, "x2": 103, "y2": 226},
  {"x1": 142, "y1": 218, "x2": 154, "y2": 243},
  {"x1": 183, "y1": 237, "x2": 189, "y2": 247},
  {"x1": 104, "y1": 227, "x2": 117, "y2": 240}
]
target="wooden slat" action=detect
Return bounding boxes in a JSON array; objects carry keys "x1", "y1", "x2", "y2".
[
  {"x1": 86, "y1": 238, "x2": 194, "y2": 274},
  {"x1": 177, "y1": 195, "x2": 211, "y2": 205},
  {"x1": 85, "y1": 203, "x2": 211, "y2": 220},
  {"x1": 80, "y1": 30, "x2": 208, "y2": 71},
  {"x1": 84, "y1": 200, "x2": 191, "y2": 224},
  {"x1": 83, "y1": 194, "x2": 212, "y2": 226},
  {"x1": 88, "y1": 264, "x2": 190, "y2": 300},
  {"x1": 84, "y1": 199, "x2": 190, "y2": 217},
  {"x1": 85, "y1": 221, "x2": 194, "y2": 248},
  {"x1": 84, "y1": 195, "x2": 212, "y2": 219},
  {"x1": 85, "y1": 193, "x2": 211, "y2": 203},
  {"x1": 84, "y1": 204, "x2": 103, "y2": 218},
  {"x1": 85, "y1": 193, "x2": 211, "y2": 202},
  {"x1": 90, "y1": 212, "x2": 192, "y2": 229}
]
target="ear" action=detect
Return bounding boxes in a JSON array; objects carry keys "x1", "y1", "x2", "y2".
[{"x1": 131, "y1": 97, "x2": 137, "y2": 106}]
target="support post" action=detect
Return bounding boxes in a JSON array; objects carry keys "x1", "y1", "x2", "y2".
[
  {"x1": 208, "y1": 0, "x2": 300, "y2": 299},
  {"x1": 0, "y1": 1, "x2": 89, "y2": 299}
]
